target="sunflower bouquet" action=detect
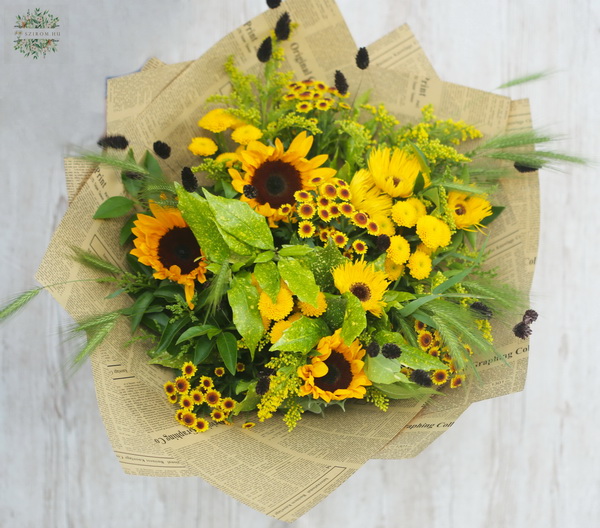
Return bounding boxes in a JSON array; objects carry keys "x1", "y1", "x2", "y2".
[
  {"x1": 63, "y1": 18, "x2": 542, "y2": 434},
  {"x1": 2, "y1": 0, "x2": 583, "y2": 521}
]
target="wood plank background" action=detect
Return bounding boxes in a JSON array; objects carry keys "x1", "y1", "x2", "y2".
[{"x1": 1, "y1": 1, "x2": 598, "y2": 526}]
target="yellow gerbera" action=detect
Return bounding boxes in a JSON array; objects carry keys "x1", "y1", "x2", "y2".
[
  {"x1": 229, "y1": 132, "x2": 336, "y2": 226},
  {"x1": 447, "y1": 191, "x2": 493, "y2": 231},
  {"x1": 130, "y1": 202, "x2": 207, "y2": 309},
  {"x1": 297, "y1": 329, "x2": 371, "y2": 402},
  {"x1": 333, "y1": 259, "x2": 389, "y2": 316},
  {"x1": 349, "y1": 169, "x2": 392, "y2": 221},
  {"x1": 367, "y1": 147, "x2": 426, "y2": 198}
]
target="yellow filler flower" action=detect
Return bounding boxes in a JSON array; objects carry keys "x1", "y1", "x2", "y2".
[
  {"x1": 229, "y1": 131, "x2": 336, "y2": 225},
  {"x1": 130, "y1": 202, "x2": 207, "y2": 309},
  {"x1": 298, "y1": 329, "x2": 371, "y2": 402}
]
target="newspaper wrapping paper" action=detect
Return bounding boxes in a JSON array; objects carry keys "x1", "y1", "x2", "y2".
[{"x1": 36, "y1": 0, "x2": 539, "y2": 521}]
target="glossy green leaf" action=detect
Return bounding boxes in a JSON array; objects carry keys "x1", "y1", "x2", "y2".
[
  {"x1": 203, "y1": 189, "x2": 274, "y2": 251},
  {"x1": 193, "y1": 336, "x2": 213, "y2": 364},
  {"x1": 217, "y1": 332, "x2": 238, "y2": 375},
  {"x1": 119, "y1": 214, "x2": 137, "y2": 246},
  {"x1": 322, "y1": 294, "x2": 346, "y2": 330},
  {"x1": 175, "y1": 324, "x2": 219, "y2": 345},
  {"x1": 154, "y1": 317, "x2": 191, "y2": 356},
  {"x1": 254, "y1": 250, "x2": 276, "y2": 263},
  {"x1": 176, "y1": 184, "x2": 230, "y2": 263},
  {"x1": 128, "y1": 291, "x2": 155, "y2": 332},
  {"x1": 227, "y1": 272, "x2": 264, "y2": 356},
  {"x1": 340, "y1": 292, "x2": 366, "y2": 345},
  {"x1": 272, "y1": 316, "x2": 330, "y2": 353},
  {"x1": 254, "y1": 262, "x2": 280, "y2": 302},
  {"x1": 365, "y1": 354, "x2": 406, "y2": 384},
  {"x1": 302, "y1": 241, "x2": 345, "y2": 290},
  {"x1": 93, "y1": 196, "x2": 134, "y2": 219},
  {"x1": 278, "y1": 245, "x2": 314, "y2": 257},
  {"x1": 278, "y1": 258, "x2": 319, "y2": 306}
]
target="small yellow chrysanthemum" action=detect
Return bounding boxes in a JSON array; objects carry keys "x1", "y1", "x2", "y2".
[
  {"x1": 195, "y1": 418, "x2": 210, "y2": 432},
  {"x1": 391, "y1": 200, "x2": 418, "y2": 228},
  {"x1": 298, "y1": 220, "x2": 316, "y2": 238},
  {"x1": 296, "y1": 101, "x2": 313, "y2": 113},
  {"x1": 432, "y1": 370, "x2": 449, "y2": 385},
  {"x1": 214, "y1": 367, "x2": 225, "y2": 377},
  {"x1": 188, "y1": 137, "x2": 218, "y2": 156},
  {"x1": 384, "y1": 258, "x2": 404, "y2": 281},
  {"x1": 258, "y1": 284, "x2": 294, "y2": 321},
  {"x1": 181, "y1": 362, "x2": 197, "y2": 378},
  {"x1": 352, "y1": 240, "x2": 368, "y2": 254},
  {"x1": 297, "y1": 291, "x2": 327, "y2": 317},
  {"x1": 270, "y1": 312, "x2": 302, "y2": 344},
  {"x1": 387, "y1": 235, "x2": 411, "y2": 265},
  {"x1": 416, "y1": 215, "x2": 452, "y2": 250},
  {"x1": 231, "y1": 124, "x2": 263, "y2": 145},
  {"x1": 198, "y1": 108, "x2": 237, "y2": 133},
  {"x1": 407, "y1": 250, "x2": 433, "y2": 280}
]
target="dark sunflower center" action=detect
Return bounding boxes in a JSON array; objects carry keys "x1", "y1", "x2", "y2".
[
  {"x1": 251, "y1": 159, "x2": 302, "y2": 208},
  {"x1": 455, "y1": 204, "x2": 466, "y2": 215},
  {"x1": 314, "y1": 351, "x2": 353, "y2": 392},
  {"x1": 350, "y1": 282, "x2": 371, "y2": 302},
  {"x1": 157, "y1": 227, "x2": 201, "y2": 274}
]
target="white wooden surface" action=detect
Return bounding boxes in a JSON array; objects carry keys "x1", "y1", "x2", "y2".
[{"x1": 1, "y1": 1, "x2": 598, "y2": 526}]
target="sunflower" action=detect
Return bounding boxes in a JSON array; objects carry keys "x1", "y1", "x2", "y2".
[
  {"x1": 367, "y1": 147, "x2": 426, "y2": 198},
  {"x1": 229, "y1": 132, "x2": 336, "y2": 225},
  {"x1": 447, "y1": 191, "x2": 493, "y2": 231},
  {"x1": 130, "y1": 202, "x2": 207, "y2": 309},
  {"x1": 298, "y1": 329, "x2": 371, "y2": 402},
  {"x1": 333, "y1": 260, "x2": 389, "y2": 316}
]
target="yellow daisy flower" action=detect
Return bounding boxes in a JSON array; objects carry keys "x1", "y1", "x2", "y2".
[
  {"x1": 298, "y1": 220, "x2": 316, "y2": 238},
  {"x1": 367, "y1": 147, "x2": 426, "y2": 198},
  {"x1": 194, "y1": 417, "x2": 210, "y2": 432},
  {"x1": 333, "y1": 259, "x2": 389, "y2": 316},
  {"x1": 298, "y1": 329, "x2": 371, "y2": 402},
  {"x1": 181, "y1": 362, "x2": 197, "y2": 378},
  {"x1": 432, "y1": 370, "x2": 449, "y2": 385},
  {"x1": 447, "y1": 191, "x2": 493, "y2": 231},
  {"x1": 130, "y1": 202, "x2": 208, "y2": 309}
]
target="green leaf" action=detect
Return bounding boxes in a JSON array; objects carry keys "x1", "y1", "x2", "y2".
[
  {"x1": 193, "y1": 336, "x2": 213, "y2": 364},
  {"x1": 254, "y1": 250, "x2": 275, "y2": 263},
  {"x1": 272, "y1": 316, "x2": 330, "y2": 353},
  {"x1": 154, "y1": 317, "x2": 191, "y2": 356},
  {"x1": 119, "y1": 214, "x2": 137, "y2": 245},
  {"x1": 175, "y1": 324, "x2": 219, "y2": 345},
  {"x1": 128, "y1": 291, "x2": 154, "y2": 332},
  {"x1": 398, "y1": 294, "x2": 440, "y2": 317},
  {"x1": 375, "y1": 382, "x2": 438, "y2": 399},
  {"x1": 302, "y1": 241, "x2": 345, "y2": 290},
  {"x1": 148, "y1": 350, "x2": 191, "y2": 369},
  {"x1": 93, "y1": 196, "x2": 134, "y2": 219},
  {"x1": 322, "y1": 294, "x2": 346, "y2": 330},
  {"x1": 217, "y1": 332, "x2": 238, "y2": 375},
  {"x1": 340, "y1": 292, "x2": 366, "y2": 345},
  {"x1": 278, "y1": 245, "x2": 314, "y2": 257},
  {"x1": 278, "y1": 258, "x2": 319, "y2": 306},
  {"x1": 254, "y1": 262, "x2": 280, "y2": 302},
  {"x1": 176, "y1": 184, "x2": 230, "y2": 263},
  {"x1": 400, "y1": 344, "x2": 448, "y2": 371},
  {"x1": 365, "y1": 354, "x2": 406, "y2": 384},
  {"x1": 233, "y1": 385, "x2": 261, "y2": 414},
  {"x1": 432, "y1": 267, "x2": 473, "y2": 294},
  {"x1": 227, "y1": 272, "x2": 264, "y2": 356},
  {"x1": 142, "y1": 151, "x2": 163, "y2": 180},
  {"x1": 203, "y1": 189, "x2": 274, "y2": 251}
]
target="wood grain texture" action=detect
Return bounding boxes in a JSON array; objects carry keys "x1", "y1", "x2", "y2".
[{"x1": 1, "y1": 1, "x2": 598, "y2": 526}]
